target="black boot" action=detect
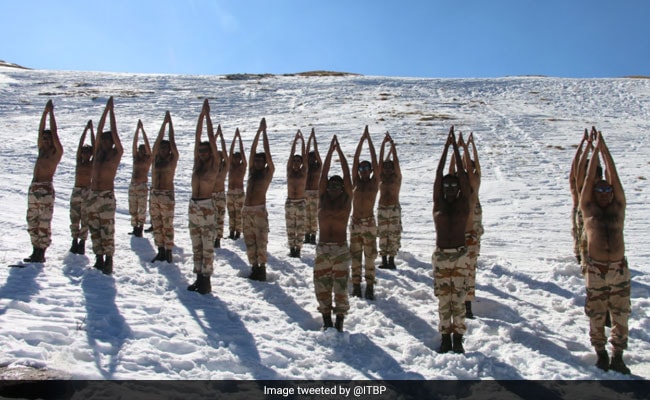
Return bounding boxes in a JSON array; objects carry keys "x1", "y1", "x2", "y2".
[
  {"x1": 229, "y1": 230, "x2": 236, "y2": 240},
  {"x1": 352, "y1": 283, "x2": 362, "y2": 298},
  {"x1": 605, "y1": 311, "x2": 612, "y2": 328},
  {"x1": 128, "y1": 226, "x2": 137, "y2": 235},
  {"x1": 134, "y1": 225, "x2": 143, "y2": 238},
  {"x1": 77, "y1": 239, "x2": 86, "y2": 255},
  {"x1": 379, "y1": 255, "x2": 389, "y2": 269},
  {"x1": 214, "y1": 238, "x2": 221, "y2": 248},
  {"x1": 595, "y1": 350, "x2": 609, "y2": 371},
  {"x1": 365, "y1": 284, "x2": 375, "y2": 300},
  {"x1": 70, "y1": 238, "x2": 79, "y2": 254},
  {"x1": 388, "y1": 256, "x2": 396, "y2": 269},
  {"x1": 438, "y1": 334, "x2": 452, "y2": 353},
  {"x1": 249, "y1": 264, "x2": 266, "y2": 282},
  {"x1": 609, "y1": 352, "x2": 631, "y2": 375},
  {"x1": 335, "y1": 314, "x2": 344, "y2": 332},
  {"x1": 197, "y1": 274, "x2": 212, "y2": 294},
  {"x1": 187, "y1": 274, "x2": 201, "y2": 292},
  {"x1": 102, "y1": 256, "x2": 113, "y2": 275},
  {"x1": 151, "y1": 247, "x2": 165, "y2": 263},
  {"x1": 322, "y1": 314, "x2": 333, "y2": 330},
  {"x1": 234, "y1": 231, "x2": 241, "y2": 240},
  {"x1": 465, "y1": 301, "x2": 475, "y2": 319},
  {"x1": 165, "y1": 249, "x2": 173, "y2": 263},
  {"x1": 144, "y1": 225, "x2": 154, "y2": 233},
  {"x1": 452, "y1": 333, "x2": 465, "y2": 354},
  {"x1": 27, "y1": 248, "x2": 46, "y2": 263},
  {"x1": 304, "y1": 234, "x2": 311, "y2": 244},
  {"x1": 93, "y1": 254, "x2": 105, "y2": 270},
  {"x1": 289, "y1": 247, "x2": 297, "y2": 257},
  {"x1": 24, "y1": 247, "x2": 37, "y2": 262}
]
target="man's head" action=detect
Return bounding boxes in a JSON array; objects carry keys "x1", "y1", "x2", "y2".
[
  {"x1": 101, "y1": 131, "x2": 114, "y2": 151},
  {"x1": 358, "y1": 160, "x2": 372, "y2": 179},
  {"x1": 442, "y1": 174, "x2": 460, "y2": 202},
  {"x1": 291, "y1": 154, "x2": 303, "y2": 171},
  {"x1": 327, "y1": 175, "x2": 344, "y2": 197},
  {"x1": 198, "y1": 141, "x2": 211, "y2": 162},
  {"x1": 81, "y1": 144, "x2": 93, "y2": 161},
  {"x1": 308, "y1": 151, "x2": 319, "y2": 167},
  {"x1": 253, "y1": 152, "x2": 266, "y2": 170},
  {"x1": 158, "y1": 140, "x2": 171, "y2": 157},
  {"x1": 593, "y1": 179, "x2": 614, "y2": 208},
  {"x1": 137, "y1": 144, "x2": 148, "y2": 157},
  {"x1": 232, "y1": 151, "x2": 242, "y2": 165}
]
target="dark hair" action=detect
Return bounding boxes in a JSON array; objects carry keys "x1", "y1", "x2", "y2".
[
  {"x1": 293, "y1": 154, "x2": 303, "y2": 161},
  {"x1": 328, "y1": 175, "x2": 343, "y2": 183},
  {"x1": 442, "y1": 173, "x2": 459, "y2": 182},
  {"x1": 255, "y1": 152, "x2": 266, "y2": 161},
  {"x1": 82, "y1": 144, "x2": 93, "y2": 152},
  {"x1": 359, "y1": 160, "x2": 371, "y2": 168}
]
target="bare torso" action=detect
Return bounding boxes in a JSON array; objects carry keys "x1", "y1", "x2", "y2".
[
  {"x1": 352, "y1": 178, "x2": 378, "y2": 219},
  {"x1": 319, "y1": 192, "x2": 351, "y2": 243},
  {"x1": 434, "y1": 197, "x2": 470, "y2": 248},
  {"x1": 583, "y1": 201, "x2": 625, "y2": 261},
  {"x1": 245, "y1": 169, "x2": 272, "y2": 206},
  {"x1": 131, "y1": 154, "x2": 152, "y2": 185},
  {"x1": 32, "y1": 147, "x2": 61, "y2": 183},
  {"x1": 91, "y1": 149, "x2": 121, "y2": 191},
  {"x1": 74, "y1": 159, "x2": 93, "y2": 188},
  {"x1": 152, "y1": 155, "x2": 177, "y2": 191}
]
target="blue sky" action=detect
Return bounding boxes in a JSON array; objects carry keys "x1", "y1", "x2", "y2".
[{"x1": 1, "y1": 0, "x2": 648, "y2": 78}]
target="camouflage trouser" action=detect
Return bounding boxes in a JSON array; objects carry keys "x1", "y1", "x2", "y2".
[
  {"x1": 87, "y1": 190, "x2": 116, "y2": 256},
  {"x1": 26, "y1": 182, "x2": 54, "y2": 249},
  {"x1": 314, "y1": 242, "x2": 351, "y2": 316},
  {"x1": 350, "y1": 216, "x2": 378, "y2": 285},
  {"x1": 285, "y1": 198, "x2": 306, "y2": 249},
  {"x1": 571, "y1": 207, "x2": 580, "y2": 260},
  {"x1": 212, "y1": 191, "x2": 226, "y2": 239},
  {"x1": 227, "y1": 189, "x2": 245, "y2": 232},
  {"x1": 584, "y1": 257, "x2": 631, "y2": 353},
  {"x1": 305, "y1": 190, "x2": 319, "y2": 235},
  {"x1": 377, "y1": 204, "x2": 402, "y2": 257},
  {"x1": 433, "y1": 246, "x2": 470, "y2": 335},
  {"x1": 69, "y1": 186, "x2": 90, "y2": 241},
  {"x1": 150, "y1": 189, "x2": 175, "y2": 250},
  {"x1": 188, "y1": 198, "x2": 216, "y2": 276},
  {"x1": 128, "y1": 182, "x2": 149, "y2": 228},
  {"x1": 474, "y1": 202, "x2": 484, "y2": 255},
  {"x1": 465, "y1": 231, "x2": 479, "y2": 301},
  {"x1": 242, "y1": 205, "x2": 269, "y2": 265}
]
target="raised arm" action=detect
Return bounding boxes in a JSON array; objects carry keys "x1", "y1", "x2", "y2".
[
  {"x1": 141, "y1": 121, "x2": 151, "y2": 155},
  {"x1": 237, "y1": 129, "x2": 247, "y2": 168},
  {"x1": 167, "y1": 111, "x2": 178, "y2": 160},
  {"x1": 367, "y1": 129, "x2": 378, "y2": 175},
  {"x1": 319, "y1": 136, "x2": 337, "y2": 196},
  {"x1": 434, "y1": 127, "x2": 454, "y2": 203},
  {"x1": 391, "y1": 139, "x2": 401, "y2": 179},
  {"x1": 249, "y1": 119, "x2": 264, "y2": 163},
  {"x1": 78, "y1": 120, "x2": 94, "y2": 161},
  {"x1": 598, "y1": 133, "x2": 625, "y2": 206},
  {"x1": 308, "y1": 128, "x2": 322, "y2": 165},
  {"x1": 337, "y1": 137, "x2": 352, "y2": 195},
  {"x1": 195, "y1": 100, "x2": 209, "y2": 158},
  {"x1": 468, "y1": 133, "x2": 480, "y2": 176},
  {"x1": 287, "y1": 130, "x2": 300, "y2": 175},
  {"x1": 352, "y1": 127, "x2": 368, "y2": 185},
  {"x1": 133, "y1": 120, "x2": 142, "y2": 158},
  {"x1": 580, "y1": 140, "x2": 601, "y2": 207},
  {"x1": 108, "y1": 97, "x2": 123, "y2": 157},
  {"x1": 261, "y1": 119, "x2": 274, "y2": 175}
]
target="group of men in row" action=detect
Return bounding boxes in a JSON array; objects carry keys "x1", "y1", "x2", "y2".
[{"x1": 22, "y1": 98, "x2": 423, "y2": 333}]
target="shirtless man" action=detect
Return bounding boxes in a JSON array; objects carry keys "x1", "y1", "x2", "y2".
[
  {"x1": 580, "y1": 131, "x2": 631, "y2": 375},
  {"x1": 128, "y1": 120, "x2": 152, "y2": 238},
  {"x1": 285, "y1": 130, "x2": 308, "y2": 258},
  {"x1": 187, "y1": 100, "x2": 219, "y2": 295},
  {"x1": 350, "y1": 126, "x2": 379, "y2": 300},
  {"x1": 314, "y1": 135, "x2": 352, "y2": 332},
  {"x1": 304, "y1": 128, "x2": 322, "y2": 245},
  {"x1": 433, "y1": 127, "x2": 471, "y2": 354},
  {"x1": 69, "y1": 120, "x2": 94, "y2": 255},
  {"x1": 227, "y1": 128, "x2": 247, "y2": 240},
  {"x1": 88, "y1": 97, "x2": 123, "y2": 275},
  {"x1": 24, "y1": 100, "x2": 63, "y2": 263},
  {"x1": 449, "y1": 132, "x2": 480, "y2": 319},
  {"x1": 211, "y1": 124, "x2": 230, "y2": 248},
  {"x1": 377, "y1": 132, "x2": 402, "y2": 270},
  {"x1": 244, "y1": 118, "x2": 274, "y2": 281},
  {"x1": 150, "y1": 111, "x2": 178, "y2": 264}
]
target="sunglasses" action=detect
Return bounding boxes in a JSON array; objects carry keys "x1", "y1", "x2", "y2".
[
  {"x1": 358, "y1": 165, "x2": 371, "y2": 172},
  {"x1": 443, "y1": 182, "x2": 459, "y2": 188},
  {"x1": 594, "y1": 186, "x2": 613, "y2": 193},
  {"x1": 328, "y1": 183, "x2": 343, "y2": 190}
]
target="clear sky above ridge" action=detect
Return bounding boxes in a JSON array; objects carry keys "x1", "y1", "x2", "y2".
[{"x1": 1, "y1": 0, "x2": 648, "y2": 78}]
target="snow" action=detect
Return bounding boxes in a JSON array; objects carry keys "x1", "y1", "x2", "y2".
[{"x1": 0, "y1": 66, "x2": 649, "y2": 383}]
